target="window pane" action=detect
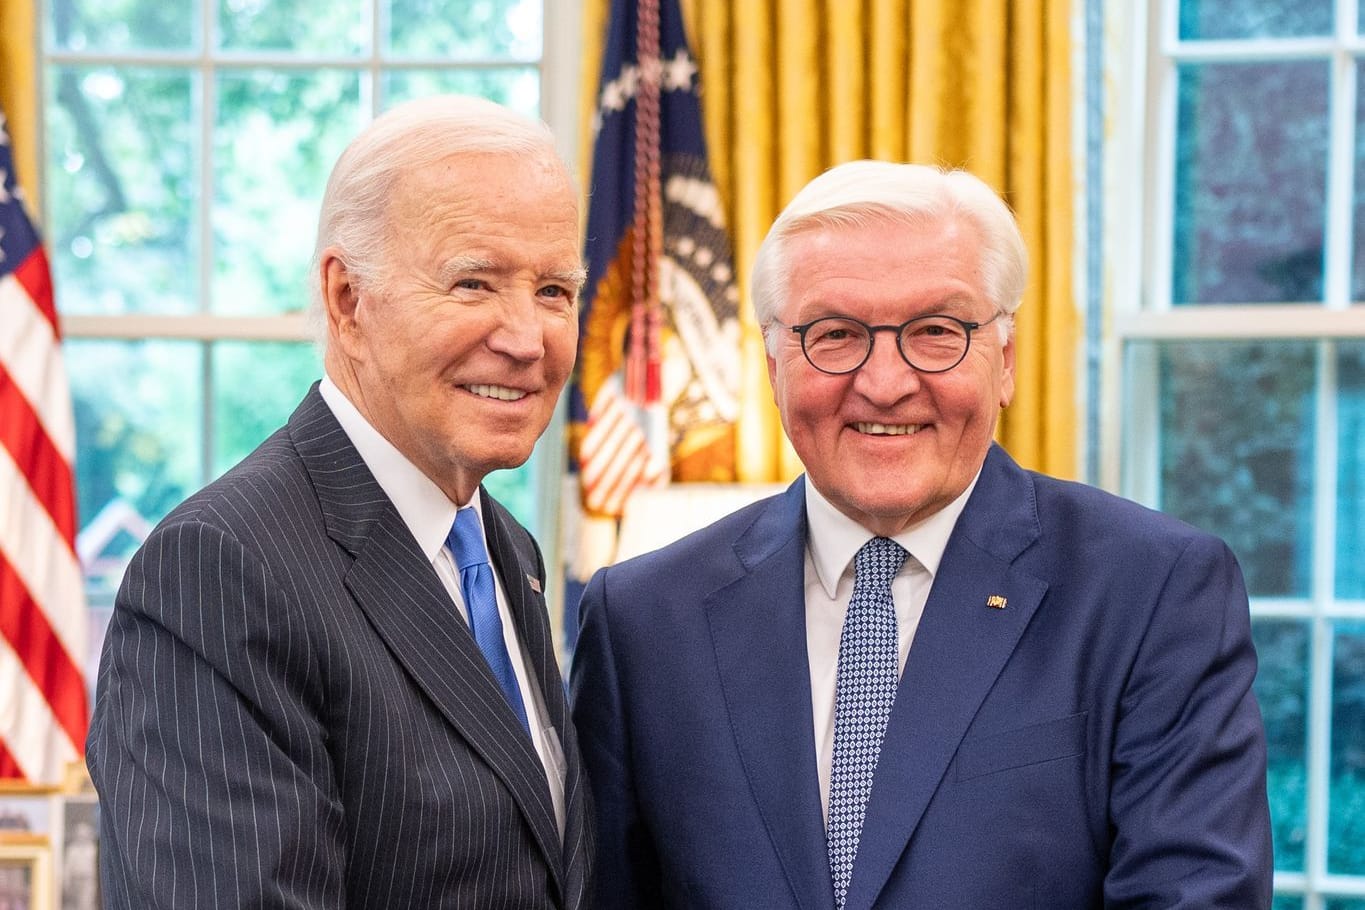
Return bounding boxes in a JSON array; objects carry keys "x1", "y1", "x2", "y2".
[
  {"x1": 1352, "y1": 63, "x2": 1365, "y2": 302},
  {"x1": 1341, "y1": 343, "x2": 1365, "y2": 599},
  {"x1": 1331, "y1": 622, "x2": 1365, "y2": 876},
  {"x1": 213, "y1": 69, "x2": 362, "y2": 316},
  {"x1": 382, "y1": 68, "x2": 540, "y2": 117},
  {"x1": 46, "y1": 0, "x2": 196, "y2": 52},
  {"x1": 385, "y1": 0, "x2": 540, "y2": 58},
  {"x1": 1129, "y1": 341, "x2": 1315, "y2": 596},
  {"x1": 67, "y1": 340, "x2": 204, "y2": 609},
  {"x1": 1326, "y1": 900, "x2": 1365, "y2": 910},
  {"x1": 1178, "y1": 0, "x2": 1331, "y2": 40},
  {"x1": 218, "y1": 0, "x2": 367, "y2": 53},
  {"x1": 1273, "y1": 898, "x2": 1304, "y2": 910},
  {"x1": 1173, "y1": 62, "x2": 1328, "y2": 304},
  {"x1": 1255, "y1": 619, "x2": 1310, "y2": 872},
  {"x1": 211, "y1": 342, "x2": 322, "y2": 475},
  {"x1": 45, "y1": 66, "x2": 199, "y2": 315}
]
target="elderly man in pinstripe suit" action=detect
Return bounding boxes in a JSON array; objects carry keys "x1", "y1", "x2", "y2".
[{"x1": 87, "y1": 94, "x2": 594, "y2": 909}]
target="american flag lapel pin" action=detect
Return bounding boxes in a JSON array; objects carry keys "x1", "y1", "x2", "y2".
[
  {"x1": 526, "y1": 574, "x2": 542, "y2": 594},
  {"x1": 985, "y1": 594, "x2": 1007, "y2": 610}
]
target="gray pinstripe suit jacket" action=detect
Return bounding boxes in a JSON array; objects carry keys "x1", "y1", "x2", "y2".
[{"x1": 87, "y1": 384, "x2": 593, "y2": 909}]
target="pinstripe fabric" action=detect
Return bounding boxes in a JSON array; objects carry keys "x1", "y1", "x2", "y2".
[{"x1": 86, "y1": 384, "x2": 593, "y2": 909}]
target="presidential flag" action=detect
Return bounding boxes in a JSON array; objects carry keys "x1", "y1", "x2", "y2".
[
  {"x1": 0, "y1": 108, "x2": 89, "y2": 785},
  {"x1": 570, "y1": 0, "x2": 740, "y2": 559}
]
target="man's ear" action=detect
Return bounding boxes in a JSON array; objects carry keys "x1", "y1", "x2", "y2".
[
  {"x1": 999, "y1": 335, "x2": 1016, "y2": 409},
  {"x1": 319, "y1": 250, "x2": 362, "y2": 353}
]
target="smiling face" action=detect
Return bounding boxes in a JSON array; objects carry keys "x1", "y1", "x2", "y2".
[
  {"x1": 767, "y1": 214, "x2": 1015, "y2": 536},
  {"x1": 322, "y1": 150, "x2": 582, "y2": 504}
]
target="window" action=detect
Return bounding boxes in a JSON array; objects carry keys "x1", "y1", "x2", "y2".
[
  {"x1": 1108, "y1": 0, "x2": 1365, "y2": 904},
  {"x1": 40, "y1": 0, "x2": 581, "y2": 677}
]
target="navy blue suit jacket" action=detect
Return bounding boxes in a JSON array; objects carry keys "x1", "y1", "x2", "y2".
[
  {"x1": 571, "y1": 444, "x2": 1272, "y2": 909},
  {"x1": 89, "y1": 385, "x2": 593, "y2": 909}
]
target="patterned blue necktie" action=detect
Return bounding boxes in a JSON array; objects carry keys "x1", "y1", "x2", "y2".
[
  {"x1": 827, "y1": 536, "x2": 907, "y2": 909},
  {"x1": 447, "y1": 507, "x2": 530, "y2": 733}
]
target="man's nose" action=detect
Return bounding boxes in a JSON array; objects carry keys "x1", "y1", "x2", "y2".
[
  {"x1": 853, "y1": 330, "x2": 921, "y2": 399},
  {"x1": 487, "y1": 291, "x2": 546, "y2": 361}
]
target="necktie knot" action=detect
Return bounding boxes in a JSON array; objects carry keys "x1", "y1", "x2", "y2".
[
  {"x1": 448, "y1": 507, "x2": 489, "y2": 571},
  {"x1": 854, "y1": 536, "x2": 907, "y2": 590}
]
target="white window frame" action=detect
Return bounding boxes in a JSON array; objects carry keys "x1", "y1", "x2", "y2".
[{"x1": 1104, "y1": 0, "x2": 1365, "y2": 903}]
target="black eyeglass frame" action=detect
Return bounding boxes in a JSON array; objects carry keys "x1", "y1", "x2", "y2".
[{"x1": 786, "y1": 312, "x2": 1004, "y2": 375}]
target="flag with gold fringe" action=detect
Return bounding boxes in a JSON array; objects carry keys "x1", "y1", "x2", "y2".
[{"x1": 569, "y1": 0, "x2": 740, "y2": 581}]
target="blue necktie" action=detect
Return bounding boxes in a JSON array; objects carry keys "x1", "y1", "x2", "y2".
[
  {"x1": 447, "y1": 507, "x2": 530, "y2": 733},
  {"x1": 827, "y1": 536, "x2": 907, "y2": 909}
]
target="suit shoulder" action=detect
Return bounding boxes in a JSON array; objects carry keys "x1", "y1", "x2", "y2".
[
  {"x1": 152, "y1": 425, "x2": 321, "y2": 545},
  {"x1": 1025, "y1": 469, "x2": 1227, "y2": 559}
]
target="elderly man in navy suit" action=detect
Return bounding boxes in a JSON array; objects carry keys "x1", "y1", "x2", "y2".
[
  {"x1": 88, "y1": 95, "x2": 593, "y2": 909},
  {"x1": 571, "y1": 160, "x2": 1273, "y2": 908}
]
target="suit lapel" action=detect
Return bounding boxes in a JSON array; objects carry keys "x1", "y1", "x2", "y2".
[
  {"x1": 842, "y1": 446, "x2": 1049, "y2": 910},
  {"x1": 706, "y1": 480, "x2": 835, "y2": 910},
  {"x1": 289, "y1": 387, "x2": 564, "y2": 895}
]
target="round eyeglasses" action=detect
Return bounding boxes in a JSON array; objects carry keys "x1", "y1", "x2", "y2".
[{"x1": 786, "y1": 312, "x2": 1003, "y2": 375}]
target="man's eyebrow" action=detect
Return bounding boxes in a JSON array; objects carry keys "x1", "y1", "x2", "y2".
[
  {"x1": 549, "y1": 266, "x2": 589, "y2": 290},
  {"x1": 437, "y1": 256, "x2": 496, "y2": 283},
  {"x1": 906, "y1": 293, "x2": 979, "y2": 318}
]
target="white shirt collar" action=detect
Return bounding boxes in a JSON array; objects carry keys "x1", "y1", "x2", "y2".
[
  {"x1": 319, "y1": 374, "x2": 477, "y2": 562},
  {"x1": 804, "y1": 468, "x2": 982, "y2": 599}
]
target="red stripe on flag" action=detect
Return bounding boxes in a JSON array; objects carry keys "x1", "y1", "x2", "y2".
[
  {"x1": 14, "y1": 246, "x2": 59, "y2": 333},
  {"x1": 0, "y1": 738, "x2": 22, "y2": 780},
  {"x1": 0, "y1": 361, "x2": 78, "y2": 547},
  {"x1": 0, "y1": 549, "x2": 89, "y2": 753}
]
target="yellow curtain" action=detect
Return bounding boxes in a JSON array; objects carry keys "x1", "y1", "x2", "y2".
[
  {"x1": 586, "y1": 0, "x2": 1079, "y2": 483},
  {"x1": 0, "y1": 0, "x2": 41, "y2": 211}
]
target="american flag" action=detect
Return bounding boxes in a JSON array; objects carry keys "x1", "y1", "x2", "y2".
[{"x1": 0, "y1": 108, "x2": 88, "y2": 785}]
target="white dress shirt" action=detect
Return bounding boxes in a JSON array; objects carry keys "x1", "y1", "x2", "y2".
[
  {"x1": 319, "y1": 375, "x2": 567, "y2": 836},
  {"x1": 804, "y1": 473, "x2": 980, "y2": 823}
]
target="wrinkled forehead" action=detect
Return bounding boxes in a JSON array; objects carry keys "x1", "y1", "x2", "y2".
[
  {"x1": 775, "y1": 214, "x2": 987, "y2": 316},
  {"x1": 781, "y1": 211, "x2": 982, "y2": 280},
  {"x1": 378, "y1": 151, "x2": 578, "y2": 240},
  {"x1": 392, "y1": 149, "x2": 573, "y2": 200}
]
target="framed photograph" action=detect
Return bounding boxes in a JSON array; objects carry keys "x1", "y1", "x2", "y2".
[
  {"x1": 0, "y1": 797, "x2": 49, "y2": 837},
  {"x1": 0, "y1": 832, "x2": 54, "y2": 910},
  {"x1": 49, "y1": 797, "x2": 98, "y2": 910}
]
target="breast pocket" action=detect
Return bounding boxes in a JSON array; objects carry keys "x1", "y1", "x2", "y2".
[{"x1": 956, "y1": 711, "x2": 1088, "y2": 781}]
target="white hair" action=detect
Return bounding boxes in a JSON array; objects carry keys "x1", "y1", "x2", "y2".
[
  {"x1": 751, "y1": 160, "x2": 1028, "y2": 351},
  {"x1": 308, "y1": 94, "x2": 569, "y2": 331}
]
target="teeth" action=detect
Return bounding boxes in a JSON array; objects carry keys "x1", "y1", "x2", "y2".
[
  {"x1": 467, "y1": 384, "x2": 527, "y2": 402},
  {"x1": 854, "y1": 422, "x2": 921, "y2": 436}
]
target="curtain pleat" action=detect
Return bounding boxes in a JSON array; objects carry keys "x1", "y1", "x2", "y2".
[
  {"x1": 0, "y1": 0, "x2": 41, "y2": 211},
  {"x1": 827, "y1": 1, "x2": 866, "y2": 162},
  {"x1": 869, "y1": 0, "x2": 907, "y2": 162}
]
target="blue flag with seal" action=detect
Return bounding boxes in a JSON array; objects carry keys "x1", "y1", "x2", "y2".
[{"x1": 569, "y1": 0, "x2": 740, "y2": 556}]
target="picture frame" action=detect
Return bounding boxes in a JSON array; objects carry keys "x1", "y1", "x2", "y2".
[
  {"x1": 0, "y1": 832, "x2": 54, "y2": 910},
  {"x1": 0, "y1": 796, "x2": 50, "y2": 837},
  {"x1": 48, "y1": 796, "x2": 99, "y2": 910}
]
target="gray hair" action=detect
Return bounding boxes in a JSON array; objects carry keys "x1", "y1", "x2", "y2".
[
  {"x1": 751, "y1": 160, "x2": 1028, "y2": 351},
  {"x1": 309, "y1": 94, "x2": 569, "y2": 332}
]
